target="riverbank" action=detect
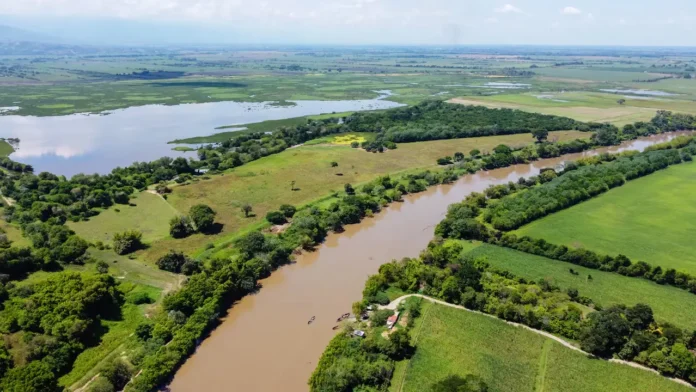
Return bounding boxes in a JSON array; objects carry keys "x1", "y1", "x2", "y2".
[{"x1": 167, "y1": 132, "x2": 685, "y2": 392}]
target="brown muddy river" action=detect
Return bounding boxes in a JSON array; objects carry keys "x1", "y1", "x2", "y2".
[{"x1": 169, "y1": 132, "x2": 688, "y2": 392}]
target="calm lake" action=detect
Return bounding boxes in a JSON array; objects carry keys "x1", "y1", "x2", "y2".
[{"x1": 0, "y1": 93, "x2": 401, "y2": 177}]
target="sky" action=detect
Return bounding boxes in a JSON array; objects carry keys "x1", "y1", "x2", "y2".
[{"x1": 0, "y1": 0, "x2": 694, "y2": 46}]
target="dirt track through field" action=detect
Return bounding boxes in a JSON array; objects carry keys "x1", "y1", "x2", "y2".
[{"x1": 383, "y1": 294, "x2": 695, "y2": 390}]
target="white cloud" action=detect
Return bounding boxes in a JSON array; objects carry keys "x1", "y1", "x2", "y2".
[
  {"x1": 495, "y1": 4, "x2": 522, "y2": 13},
  {"x1": 562, "y1": 6, "x2": 582, "y2": 15}
]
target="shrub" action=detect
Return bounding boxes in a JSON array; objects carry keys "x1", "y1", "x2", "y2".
[
  {"x1": 96, "y1": 260, "x2": 109, "y2": 274},
  {"x1": 88, "y1": 377, "x2": 114, "y2": 392},
  {"x1": 169, "y1": 215, "x2": 194, "y2": 239},
  {"x1": 189, "y1": 204, "x2": 216, "y2": 232},
  {"x1": 127, "y1": 291, "x2": 154, "y2": 305},
  {"x1": 155, "y1": 183, "x2": 171, "y2": 195},
  {"x1": 279, "y1": 204, "x2": 297, "y2": 218},
  {"x1": 266, "y1": 211, "x2": 287, "y2": 225},
  {"x1": 112, "y1": 230, "x2": 143, "y2": 255},
  {"x1": 156, "y1": 250, "x2": 197, "y2": 274},
  {"x1": 100, "y1": 359, "x2": 132, "y2": 391},
  {"x1": 373, "y1": 291, "x2": 390, "y2": 305},
  {"x1": 370, "y1": 309, "x2": 394, "y2": 326}
]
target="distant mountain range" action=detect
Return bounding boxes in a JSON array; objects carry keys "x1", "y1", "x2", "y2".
[{"x1": 0, "y1": 24, "x2": 56, "y2": 43}]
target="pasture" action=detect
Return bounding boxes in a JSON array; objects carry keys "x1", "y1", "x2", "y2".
[
  {"x1": 0, "y1": 140, "x2": 14, "y2": 156},
  {"x1": 449, "y1": 91, "x2": 696, "y2": 125},
  {"x1": 397, "y1": 303, "x2": 689, "y2": 392},
  {"x1": 68, "y1": 191, "x2": 178, "y2": 244},
  {"x1": 465, "y1": 243, "x2": 696, "y2": 330},
  {"x1": 517, "y1": 162, "x2": 696, "y2": 275},
  {"x1": 140, "y1": 131, "x2": 588, "y2": 261}
]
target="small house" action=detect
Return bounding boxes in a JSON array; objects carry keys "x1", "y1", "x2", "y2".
[
  {"x1": 353, "y1": 330, "x2": 366, "y2": 338},
  {"x1": 386, "y1": 312, "x2": 400, "y2": 329}
]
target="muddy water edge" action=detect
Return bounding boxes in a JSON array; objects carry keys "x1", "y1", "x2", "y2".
[{"x1": 168, "y1": 132, "x2": 690, "y2": 392}]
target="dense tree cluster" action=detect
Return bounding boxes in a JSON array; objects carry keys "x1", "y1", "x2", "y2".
[
  {"x1": 356, "y1": 240, "x2": 696, "y2": 385},
  {"x1": 484, "y1": 147, "x2": 689, "y2": 230},
  {"x1": 195, "y1": 117, "x2": 346, "y2": 172},
  {"x1": 582, "y1": 304, "x2": 696, "y2": 383},
  {"x1": 345, "y1": 100, "x2": 581, "y2": 144},
  {"x1": 0, "y1": 273, "x2": 123, "y2": 390},
  {"x1": 0, "y1": 157, "x2": 32, "y2": 173},
  {"x1": 168, "y1": 204, "x2": 217, "y2": 238},
  {"x1": 363, "y1": 241, "x2": 593, "y2": 339},
  {"x1": 156, "y1": 250, "x2": 201, "y2": 275},
  {"x1": 436, "y1": 111, "x2": 695, "y2": 169},
  {"x1": 308, "y1": 334, "x2": 397, "y2": 392},
  {"x1": 309, "y1": 301, "x2": 417, "y2": 392}
]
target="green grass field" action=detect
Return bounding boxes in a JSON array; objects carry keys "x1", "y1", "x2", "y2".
[
  {"x1": 398, "y1": 304, "x2": 689, "y2": 392},
  {"x1": 68, "y1": 191, "x2": 179, "y2": 244},
  {"x1": 139, "y1": 131, "x2": 588, "y2": 261},
  {"x1": 0, "y1": 140, "x2": 14, "y2": 157},
  {"x1": 517, "y1": 162, "x2": 696, "y2": 275},
  {"x1": 449, "y1": 91, "x2": 696, "y2": 125},
  {"x1": 465, "y1": 243, "x2": 696, "y2": 330}
]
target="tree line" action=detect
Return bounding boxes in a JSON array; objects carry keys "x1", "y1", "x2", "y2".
[
  {"x1": 436, "y1": 110, "x2": 696, "y2": 169},
  {"x1": 346, "y1": 239, "x2": 696, "y2": 386},
  {"x1": 494, "y1": 234, "x2": 696, "y2": 294},
  {"x1": 484, "y1": 145, "x2": 691, "y2": 230},
  {"x1": 127, "y1": 169, "x2": 462, "y2": 391},
  {"x1": 436, "y1": 139, "x2": 696, "y2": 295}
]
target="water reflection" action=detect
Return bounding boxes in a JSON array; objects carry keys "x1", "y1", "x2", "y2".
[{"x1": 0, "y1": 95, "x2": 402, "y2": 177}]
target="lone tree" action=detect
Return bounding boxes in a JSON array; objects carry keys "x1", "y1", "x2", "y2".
[
  {"x1": 241, "y1": 203, "x2": 253, "y2": 218},
  {"x1": 189, "y1": 204, "x2": 216, "y2": 232},
  {"x1": 344, "y1": 183, "x2": 355, "y2": 195},
  {"x1": 266, "y1": 211, "x2": 287, "y2": 225},
  {"x1": 96, "y1": 260, "x2": 109, "y2": 274},
  {"x1": 617, "y1": 98, "x2": 626, "y2": 105},
  {"x1": 169, "y1": 215, "x2": 194, "y2": 238},
  {"x1": 531, "y1": 129, "x2": 549, "y2": 143},
  {"x1": 112, "y1": 230, "x2": 143, "y2": 255}
]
